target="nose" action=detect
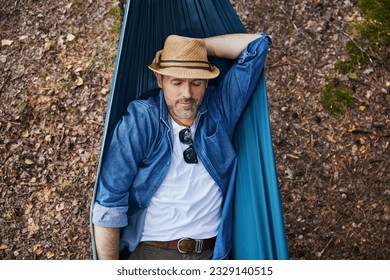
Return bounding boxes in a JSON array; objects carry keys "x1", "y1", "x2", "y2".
[{"x1": 182, "y1": 81, "x2": 192, "y2": 98}]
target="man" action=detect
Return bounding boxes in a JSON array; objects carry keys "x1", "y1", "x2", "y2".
[{"x1": 92, "y1": 32, "x2": 272, "y2": 260}]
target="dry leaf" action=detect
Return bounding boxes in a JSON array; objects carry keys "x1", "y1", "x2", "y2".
[
  {"x1": 1, "y1": 39, "x2": 13, "y2": 46},
  {"x1": 285, "y1": 167, "x2": 293, "y2": 179},
  {"x1": 33, "y1": 243, "x2": 43, "y2": 255},
  {"x1": 25, "y1": 158, "x2": 35, "y2": 165},
  {"x1": 44, "y1": 40, "x2": 52, "y2": 51},
  {"x1": 66, "y1": 34, "x2": 76, "y2": 41},
  {"x1": 326, "y1": 135, "x2": 336, "y2": 143},
  {"x1": 20, "y1": 130, "x2": 29, "y2": 138},
  {"x1": 27, "y1": 218, "x2": 39, "y2": 236},
  {"x1": 57, "y1": 36, "x2": 65, "y2": 47},
  {"x1": 75, "y1": 77, "x2": 83, "y2": 86},
  {"x1": 46, "y1": 251, "x2": 55, "y2": 259},
  {"x1": 43, "y1": 187, "x2": 51, "y2": 202},
  {"x1": 56, "y1": 202, "x2": 65, "y2": 212}
]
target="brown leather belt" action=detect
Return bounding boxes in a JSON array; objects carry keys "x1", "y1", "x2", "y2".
[{"x1": 143, "y1": 237, "x2": 216, "y2": 254}]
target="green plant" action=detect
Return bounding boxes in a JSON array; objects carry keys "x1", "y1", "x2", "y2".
[
  {"x1": 321, "y1": 82, "x2": 353, "y2": 115},
  {"x1": 352, "y1": 0, "x2": 390, "y2": 62},
  {"x1": 108, "y1": 5, "x2": 123, "y2": 35},
  {"x1": 334, "y1": 0, "x2": 389, "y2": 74},
  {"x1": 41, "y1": 68, "x2": 49, "y2": 79}
]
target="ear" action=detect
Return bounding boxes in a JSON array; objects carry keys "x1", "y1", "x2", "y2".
[{"x1": 154, "y1": 73, "x2": 163, "y2": 88}]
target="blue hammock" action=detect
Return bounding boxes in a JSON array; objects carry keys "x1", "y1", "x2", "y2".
[{"x1": 90, "y1": 0, "x2": 288, "y2": 260}]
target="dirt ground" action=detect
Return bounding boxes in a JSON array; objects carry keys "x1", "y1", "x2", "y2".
[{"x1": 1, "y1": 0, "x2": 389, "y2": 259}]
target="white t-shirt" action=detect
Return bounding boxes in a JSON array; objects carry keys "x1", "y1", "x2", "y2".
[{"x1": 141, "y1": 119, "x2": 222, "y2": 241}]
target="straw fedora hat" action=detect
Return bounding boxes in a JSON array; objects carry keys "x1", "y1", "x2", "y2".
[{"x1": 148, "y1": 35, "x2": 220, "y2": 79}]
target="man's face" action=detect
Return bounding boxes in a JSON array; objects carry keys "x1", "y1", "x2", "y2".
[{"x1": 156, "y1": 74, "x2": 208, "y2": 126}]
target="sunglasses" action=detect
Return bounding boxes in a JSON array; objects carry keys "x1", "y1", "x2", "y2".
[{"x1": 179, "y1": 128, "x2": 198, "y2": 164}]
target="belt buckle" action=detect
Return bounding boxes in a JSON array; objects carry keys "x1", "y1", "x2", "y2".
[{"x1": 177, "y1": 237, "x2": 204, "y2": 254}]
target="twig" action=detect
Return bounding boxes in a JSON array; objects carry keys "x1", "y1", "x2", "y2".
[
  {"x1": 340, "y1": 30, "x2": 374, "y2": 65},
  {"x1": 0, "y1": 72, "x2": 11, "y2": 95},
  {"x1": 279, "y1": 6, "x2": 299, "y2": 31},
  {"x1": 290, "y1": 0, "x2": 297, "y2": 20},
  {"x1": 319, "y1": 237, "x2": 334, "y2": 256},
  {"x1": 88, "y1": 120, "x2": 104, "y2": 126}
]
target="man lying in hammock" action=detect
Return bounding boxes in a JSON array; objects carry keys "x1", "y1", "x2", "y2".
[{"x1": 92, "y1": 32, "x2": 272, "y2": 260}]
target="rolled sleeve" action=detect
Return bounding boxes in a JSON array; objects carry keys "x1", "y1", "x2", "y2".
[
  {"x1": 92, "y1": 202, "x2": 129, "y2": 228},
  {"x1": 237, "y1": 33, "x2": 272, "y2": 64}
]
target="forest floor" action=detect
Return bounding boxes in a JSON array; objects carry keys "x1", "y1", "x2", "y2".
[{"x1": 1, "y1": 0, "x2": 389, "y2": 259}]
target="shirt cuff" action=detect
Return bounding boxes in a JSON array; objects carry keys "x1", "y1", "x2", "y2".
[
  {"x1": 237, "y1": 33, "x2": 272, "y2": 64},
  {"x1": 92, "y1": 202, "x2": 128, "y2": 228}
]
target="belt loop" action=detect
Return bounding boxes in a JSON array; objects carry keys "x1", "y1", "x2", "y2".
[{"x1": 194, "y1": 239, "x2": 204, "y2": 254}]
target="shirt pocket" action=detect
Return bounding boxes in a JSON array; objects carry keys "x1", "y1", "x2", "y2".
[{"x1": 203, "y1": 122, "x2": 235, "y2": 168}]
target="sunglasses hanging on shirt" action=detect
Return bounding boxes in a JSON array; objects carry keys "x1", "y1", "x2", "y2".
[{"x1": 179, "y1": 128, "x2": 198, "y2": 164}]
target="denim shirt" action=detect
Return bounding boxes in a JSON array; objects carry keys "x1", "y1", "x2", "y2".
[{"x1": 92, "y1": 33, "x2": 272, "y2": 260}]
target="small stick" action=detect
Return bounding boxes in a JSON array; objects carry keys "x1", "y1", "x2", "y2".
[
  {"x1": 341, "y1": 30, "x2": 374, "y2": 65},
  {"x1": 0, "y1": 72, "x2": 11, "y2": 95},
  {"x1": 290, "y1": 0, "x2": 297, "y2": 20}
]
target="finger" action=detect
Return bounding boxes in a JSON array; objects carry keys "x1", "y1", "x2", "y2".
[{"x1": 155, "y1": 50, "x2": 163, "y2": 64}]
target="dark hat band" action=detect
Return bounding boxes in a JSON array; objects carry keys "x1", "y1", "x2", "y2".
[{"x1": 159, "y1": 60, "x2": 212, "y2": 70}]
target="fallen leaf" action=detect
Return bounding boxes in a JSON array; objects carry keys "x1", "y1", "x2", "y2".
[
  {"x1": 56, "y1": 202, "x2": 65, "y2": 212},
  {"x1": 46, "y1": 251, "x2": 55, "y2": 259},
  {"x1": 326, "y1": 135, "x2": 337, "y2": 143},
  {"x1": 66, "y1": 33, "x2": 75, "y2": 41},
  {"x1": 43, "y1": 187, "x2": 51, "y2": 202},
  {"x1": 349, "y1": 72, "x2": 358, "y2": 80},
  {"x1": 20, "y1": 130, "x2": 29, "y2": 138},
  {"x1": 0, "y1": 244, "x2": 8, "y2": 250},
  {"x1": 285, "y1": 167, "x2": 293, "y2": 179},
  {"x1": 352, "y1": 145, "x2": 358, "y2": 155},
  {"x1": 33, "y1": 244, "x2": 43, "y2": 255},
  {"x1": 25, "y1": 158, "x2": 35, "y2": 165},
  {"x1": 44, "y1": 40, "x2": 52, "y2": 51},
  {"x1": 27, "y1": 218, "x2": 39, "y2": 236},
  {"x1": 363, "y1": 68, "x2": 374, "y2": 75},
  {"x1": 75, "y1": 77, "x2": 83, "y2": 86},
  {"x1": 57, "y1": 36, "x2": 65, "y2": 47},
  {"x1": 33, "y1": 243, "x2": 41, "y2": 250},
  {"x1": 1, "y1": 39, "x2": 13, "y2": 46},
  {"x1": 359, "y1": 105, "x2": 366, "y2": 111}
]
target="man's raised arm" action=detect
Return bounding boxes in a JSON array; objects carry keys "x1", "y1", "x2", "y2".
[{"x1": 204, "y1": 33, "x2": 262, "y2": 60}]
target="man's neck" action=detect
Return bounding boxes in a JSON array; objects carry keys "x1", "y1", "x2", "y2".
[{"x1": 170, "y1": 114, "x2": 195, "y2": 127}]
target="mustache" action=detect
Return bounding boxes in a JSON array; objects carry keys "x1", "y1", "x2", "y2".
[{"x1": 176, "y1": 98, "x2": 196, "y2": 104}]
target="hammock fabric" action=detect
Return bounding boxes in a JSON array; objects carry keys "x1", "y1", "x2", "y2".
[{"x1": 90, "y1": 0, "x2": 288, "y2": 260}]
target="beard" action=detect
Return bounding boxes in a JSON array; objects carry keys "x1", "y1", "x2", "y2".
[{"x1": 167, "y1": 97, "x2": 202, "y2": 119}]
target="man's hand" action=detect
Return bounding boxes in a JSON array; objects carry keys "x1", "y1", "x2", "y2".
[{"x1": 153, "y1": 49, "x2": 164, "y2": 65}]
